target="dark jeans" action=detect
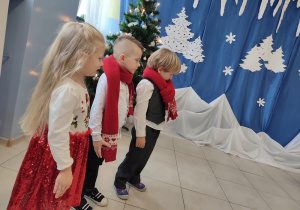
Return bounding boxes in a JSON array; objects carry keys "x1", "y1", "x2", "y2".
[
  {"x1": 114, "y1": 126, "x2": 160, "y2": 189},
  {"x1": 81, "y1": 135, "x2": 104, "y2": 198}
]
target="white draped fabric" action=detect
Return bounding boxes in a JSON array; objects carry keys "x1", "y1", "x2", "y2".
[{"x1": 163, "y1": 87, "x2": 300, "y2": 173}]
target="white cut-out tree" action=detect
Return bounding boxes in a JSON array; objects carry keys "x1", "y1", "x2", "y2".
[
  {"x1": 240, "y1": 45, "x2": 263, "y2": 72},
  {"x1": 240, "y1": 34, "x2": 286, "y2": 73},
  {"x1": 185, "y1": 37, "x2": 205, "y2": 62},
  {"x1": 160, "y1": 7, "x2": 204, "y2": 63},
  {"x1": 265, "y1": 47, "x2": 286, "y2": 73},
  {"x1": 161, "y1": 8, "x2": 192, "y2": 53},
  {"x1": 259, "y1": 35, "x2": 274, "y2": 61}
]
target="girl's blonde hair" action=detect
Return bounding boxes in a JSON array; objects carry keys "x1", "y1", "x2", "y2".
[
  {"x1": 147, "y1": 48, "x2": 181, "y2": 74},
  {"x1": 20, "y1": 22, "x2": 105, "y2": 137}
]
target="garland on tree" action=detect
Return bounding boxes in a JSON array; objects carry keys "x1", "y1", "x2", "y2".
[{"x1": 85, "y1": 0, "x2": 162, "y2": 105}]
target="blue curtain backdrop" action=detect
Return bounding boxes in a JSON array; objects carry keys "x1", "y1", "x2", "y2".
[{"x1": 120, "y1": 0, "x2": 300, "y2": 147}]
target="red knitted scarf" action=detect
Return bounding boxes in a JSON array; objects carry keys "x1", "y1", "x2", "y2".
[
  {"x1": 143, "y1": 66, "x2": 178, "y2": 121},
  {"x1": 101, "y1": 55, "x2": 134, "y2": 162}
]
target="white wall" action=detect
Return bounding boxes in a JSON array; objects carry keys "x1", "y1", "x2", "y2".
[
  {"x1": 0, "y1": 0, "x2": 80, "y2": 140},
  {"x1": 0, "y1": 0, "x2": 9, "y2": 75}
]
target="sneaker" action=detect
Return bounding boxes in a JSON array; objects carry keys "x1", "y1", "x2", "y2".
[
  {"x1": 84, "y1": 188, "x2": 108, "y2": 207},
  {"x1": 114, "y1": 186, "x2": 129, "y2": 200},
  {"x1": 128, "y1": 182, "x2": 147, "y2": 192},
  {"x1": 71, "y1": 197, "x2": 93, "y2": 210}
]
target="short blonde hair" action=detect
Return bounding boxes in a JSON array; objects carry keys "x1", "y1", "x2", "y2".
[
  {"x1": 113, "y1": 35, "x2": 143, "y2": 58},
  {"x1": 20, "y1": 22, "x2": 105, "y2": 137},
  {"x1": 147, "y1": 48, "x2": 181, "y2": 74}
]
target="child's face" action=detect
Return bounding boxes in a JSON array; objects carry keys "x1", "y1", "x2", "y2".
[
  {"x1": 158, "y1": 68, "x2": 175, "y2": 81},
  {"x1": 121, "y1": 45, "x2": 143, "y2": 74},
  {"x1": 82, "y1": 47, "x2": 105, "y2": 77}
]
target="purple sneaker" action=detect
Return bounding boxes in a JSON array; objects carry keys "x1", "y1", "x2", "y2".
[{"x1": 128, "y1": 182, "x2": 147, "y2": 192}]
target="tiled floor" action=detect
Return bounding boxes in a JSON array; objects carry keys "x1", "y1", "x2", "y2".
[{"x1": 1, "y1": 127, "x2": 300, "y2": 210}]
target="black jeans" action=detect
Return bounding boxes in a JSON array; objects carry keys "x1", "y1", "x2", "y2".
[
  {"x1": 81, "y1": 135, "x2": 104, "y2": 197},
  {"x1": 114, "y1": 126, "x2": 160, "y2": 189}
]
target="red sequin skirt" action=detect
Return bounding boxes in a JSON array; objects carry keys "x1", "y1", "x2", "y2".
[{"x1": 7, "y1": 128, "x2": 91, "y2": 210}]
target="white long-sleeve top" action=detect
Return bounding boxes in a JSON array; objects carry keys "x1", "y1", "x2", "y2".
[
  {"x1": 89, "y1": 73, "x2": 129, "y2": 141},
  {"x1": 48, "y1": 78, "x2": 90, "y2": 170},
  {"x1": 134, "y1": 79, "x2": 166, "y2": 137}
]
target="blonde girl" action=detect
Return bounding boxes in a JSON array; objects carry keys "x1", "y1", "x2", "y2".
[{"x1": 7, "y1": 22, "x2": 105, "y2": 210}]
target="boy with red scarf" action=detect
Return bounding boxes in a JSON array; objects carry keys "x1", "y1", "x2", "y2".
[
  {"x1": 114, "y1": 48, "x2": 181, "y2": 199},
  {"x1": 73, "y1": 35, "x2": 143, "y2": 210}
]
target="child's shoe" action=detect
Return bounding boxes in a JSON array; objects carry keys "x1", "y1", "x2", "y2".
[
  {"x1": 114, "y1": 186, "x2": 129, "y2": 200},
  {"x1": 84, "y1": 187, "x2": 108, "y2": 207},
  {"x1": 128, "y1": 182, "x2": 147, "y2": 192},
  {"x1": 71, "y1": 197, "x2": 93, "y2": 210}
]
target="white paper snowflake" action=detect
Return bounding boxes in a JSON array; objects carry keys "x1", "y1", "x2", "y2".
[
  {"x1": 257, "y1": 98, "x2": 265, "y2": 107},
  {"x1": 223, "y1": 66, "x2": 234, "y2": 76},
  {"x1": 180, "y1": 63, "x2": 188, "y2": 73},
  {"x1": 226, "y1": 32, "x2": 236, "y2": 44}
]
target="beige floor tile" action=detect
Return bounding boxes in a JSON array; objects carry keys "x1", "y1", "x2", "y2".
[
  {"x1": 231, "y1": 156, "x2": 269, "y2": 178},
  {"x1": 202, "y1": 146, "x2": 238, "y2": 168},
  {"x1": 218, "y1": 179, "x2": 271, "y2": 210},
  {"x1": 258, "y1": 191, "x2": 300, "y2": 210},
  {"x1": 88, "y1": 198, "x2": 125, "y2": 210},
  {"x1": 258, "y1": 163, "x2": 300, "y2": 186},
  {"x1": 276, "y1": 181, "x2": 300, "y2": 202},
  {"x1": 176, "y1": 152, "x2": 214, "y2": 176},
  {"x1": 243, "y1": 172, "x2": 289, "y2": 198},
  {"x1": 209, "y1": 162, "x2": 252, "y2": 187},
  {"x1": 126, "y1": 176, "x2": 184, "y2": 210},
  {"x1": 121, "y1": 125, "x2": 133, "y2": 138},
  {"x1": 0, "y1": 141, "x2": 29, "y2": 164},
  {"x1": 124, "y1": 204, "x2": 145, "y2": 210},
  {"x1": 1, "y1": 150, "x2": 26, "y2": 172},
  {"x1": 287, "y1": 171, "x2": 300, "y2": 184},
  {"x1": 156, "y1": 133, "x2": 174, "y2": 150},
  {"x1": 173, "y1": 137, "x2": 206, "y2": 159},
  {"x1": 182, "y1": 189, "x2": 232, "y2": 210},
  {"x1": 118, "y1": 133, "x2": 132, "y2": 146},
  {"x1": 150, "y1": 145, "x2": 176, "y2": 165},
  {"x1": 0, "y1": 167, "x2": 18, "y2": 208},
  {"x1": 230, "y1": 203, "x2": 255, "y2": 210},
  {"x1": 95, "y1": 164, "x2": 126, "y2": 203},
  {"x1": 178, "y1": 168, "x2": 226, "y2": 200},
  {"x1": 141, "y1": 158, "x2": 180, "y2": 186}
]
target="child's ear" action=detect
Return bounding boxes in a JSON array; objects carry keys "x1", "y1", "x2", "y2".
[
  {"x1": 119, "y1": 54, "x2": 125, "y2": 63},
  {"x1": 157, "y1": 67, "x2": 164, "y2": 73}
]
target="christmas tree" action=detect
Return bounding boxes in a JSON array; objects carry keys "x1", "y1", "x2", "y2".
[{"x1": 85, "y1": 0, "x2": 161, "y2": 104}]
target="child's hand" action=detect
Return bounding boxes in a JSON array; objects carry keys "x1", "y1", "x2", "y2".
[
  {"x1": 53, "y1": 166, "x2": 72, "y2": 199},
  {"x1": 93, "y1": 139, "x2": 111, "y2": 158},
  {"x1": 136, "y1": 137, "x2": 146, "y2": 148}
]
